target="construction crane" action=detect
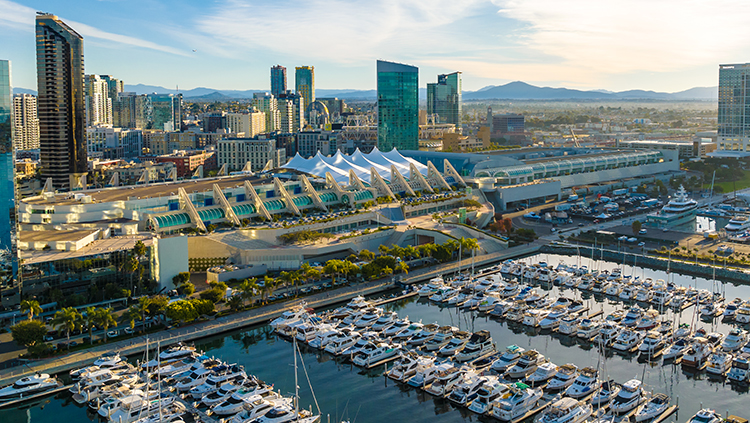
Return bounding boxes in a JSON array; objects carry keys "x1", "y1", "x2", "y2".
[{"x1": 570, "y1": 128, "x2": 581, "y2": 148}]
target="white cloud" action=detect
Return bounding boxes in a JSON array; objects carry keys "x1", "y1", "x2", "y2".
[
  {"x1": 492, "y1": 0, "x2": 750, "y2": 75},
  {"x1": 0, "y1": 0, "x2": 187, "y2": 56}
]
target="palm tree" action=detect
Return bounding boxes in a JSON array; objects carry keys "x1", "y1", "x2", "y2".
[
  {"x1": 84, "y1": 306, "x2": 97, "y2": 344},
  {"x1": 51, "y1": 307, "x2": 82, "y2": 349},
  {"x1": 136, "y1": 297, "x2": 151, "y2": 333},
  {"x1": 238, "y1": 279, "x2": 259, "y2": 307},
  {"x1": 279, "y1": 271, "x2": 300, "y2": 296},
  {"x1": 323, "y1": 260, "x2": 343, "y2": 285},
  {"x1": 395, "y1": 261, "x2": 409, "y2": 274},
  {"x1": 459, "y1": 237, "x2": 480, "y2": 258},
  {"x1": 94, "y1": 308, "x2": 117, "y2": 343},
  {"x1": 20, "y1": 300, "x2": 42, "y2": 321}
]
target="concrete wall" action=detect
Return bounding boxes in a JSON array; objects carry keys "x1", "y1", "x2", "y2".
[
  {"x1": 156, "y1": 235, "x2": 189, "y2": 290},
  {"x1": 207, "y1": 264, "x2": 267, "y2": 283}
]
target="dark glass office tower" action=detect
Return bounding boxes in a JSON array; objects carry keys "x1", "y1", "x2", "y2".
[
  {"x1": 427, "y1": 71, "x2": 462, "y2": 126},
  {"x1": 0, "y1": 60, "x2": 18, "y2": 307},
  {"x1": 271, "y1": 65, "x2": 287, "y2": 97},
  {"x1": 36, "y1": 13, "x2": 87, "y2": 190},
  {"x1": 377, "y1": 60, "x2": 418, "y2": 151},
  {"x1": 718, "y1": 63, "x2": 750, "y2": 153}
]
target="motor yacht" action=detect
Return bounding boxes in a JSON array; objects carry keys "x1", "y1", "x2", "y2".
[
  {"x1": 634, "y1": 393, "x2": 671, "y2": 422},
  {"x1": 686, "y1": 409, "x2": 722, "y2": 423},
  {"x1": 522, "y1": 309, "x2": 551, "y2": 328},
  {"x1": 324, "y1": 330, "x2": 361, "y2": 355},
  {"x1": 491, "y1": 345, "x2": 525, "y2": 373},
  {"x1": 622, "y1": 305, "x2": 643, "y2": 327},
  {"x1": 636, "y1": 310, "x2": 660, "y2": 331},
  {"x1": 0, "y1": 373, "x2": 59, "y2": 400},
  {"x1": 506, "y1": 302, "x2": 529, "y2": 322},
  {"x1": 564, "y1": 367, "x2": 600, "y2": 399},
  {"x1": 387, "y1": 353, "x2": 433, "y2": 382},
  {"x1": 407, "y1": 361, "x2": 449, "y2": 388},
  {"x1": 353, "y1": 308, "x2": 383, "y2": 329},
  {"x1": 500, "y1": 281, "x2": 521, "y2": 298},
  {"x1": 700, "y1": 302, "x2": 725, "y2": 319},
  {"x1": 605, "y1": 281, "x2": 623, "y2": 297},
  {"x1": 488, "y1": 382, "x2": 543, "y2": 422},
  {"x1": 725, "y1": 214, "x2": 750, "y2": 232},
  {"x1": 605, "y1": 309, "x2": 626, "y2": 323},
  {"x1": 500, "y1": 260, "x2": 515, "y2": 274},
  {"x1": 721, "y1": 328, "x2": 747, "y2": 352},
  {"x1": 526, "y1": 362, "x2": 558, "y2": 387},
  {"x1": 424, "y1": 365, "x2": 465, "y2": 397},
  {"x1": 339, "y1": 333, "x2": 377, "y2": 358},
  {"x1": 455, "y1": 330, "x2": 495, "y2": 362},
  {"x1": 619, "y1": 286, "x2": 637, "y2": 301},
  {"x1": 293, "y1": 321, "x2": 321, "y2": 344},
  {"x1": 539, "y1": 306, "x2": 568, "y2": 330},
  {"x1": 638, "y1": 331, "x2": 667, "y2": 358},
  {"x1": 577, "y1": 274, "x2": 595, "y2": 291},
  {"x1": 306, "y1": 325, "x2": 340, "y2": 349},
  {"x1": 736, "y1": 301, "x2": 750, "y2": 324},
  {"x1": 140, "y1": 343, "x2": 197, "y2": 369},
  {"x1": 727, "y1": 352, "x2": 750, "y2": 383},
  {"x1": 352, "y1": 342, "x2": 402, "y2": 368},
  {"x1": 576, "y1": 319, "x2": 601, "y2": 340},
  {"x1": 682, "y1": 337, "x2": 712, "y2": 368},
  {"x1": 382, "y1": 318, "x2": 411, "y2": 338},
  {"x1": 646, "y1": 185, "x2": 698, "y2": 227},
  {"x1": 200, "y1": 380, "x2": 244, "y2": 408},
  {"x1": 447, "y1": 370, "x2": 486, "y2": 405},
  {"x1": 706, "y1": 351, "x2": 733, "y2": 375},
  {"x1": 558, "y1": 316, "x2": 581, "y2": 336},
  {"x1": 612, "y1": 329, "x2": 643, "y2": 352},
  {"x1": 610, "y1": 379, "x2": 645, "y2": 414},
  {"x1": 220, "y1": 394, "x2": 289, "y2": 420},
  {"x1": 489, "y1": 300, "x2": 515, "y2": 318},
  {"x1": 535, "y1": 398, "x2": 592, "y2": 423},
  {"x1": 437, "y1": 331, "x2": 470, "y2": 357},
  {"x1": 673, "y1": 323, "x2": 693, "y2": 339},
  {"x1": 506, "y1": 350, "x2": 546, "y2": 379},
  {"x1": 406, "y1": 323, "x2": 439, "y2": 347},
  {"x1": 663, "y1": 338, "x2": 690, "y2": 360},
  {"x1": 429, "y1": 287, "x2": 458, "y2": 303},
  {"x1": 596, "y1": 322, "x2": 621, "y2": 347},
  {"x1": 176, "y1": 366, "x2": 217, "y2": 392},
  {"x1": 478, "y1": 294, "x2": 505, "y2": 313},
  {"x1": 467, "y1": 376, "x2": 509, "y2": 415},
  {"x1": 423, "y1": 326, "x2": 458, "y2": 351},
  {"x1": 652, "y1": 289, "x2": 673, "y2": 307},
  {"x1": 246, "y1": 401, "x2": 318, "y2": 423},
  {"x1": 189, "y1": 364, "x2": 246, "y2": 399},
  {"x1": 418, "y1": 277, "x2": 446, "y2": 296},
  {"x1": 108, "y1": 396, "x2": 179, "y2": 423},
  {"x1": 546, "y1": 364, "x2": 578, "y2": 392}
]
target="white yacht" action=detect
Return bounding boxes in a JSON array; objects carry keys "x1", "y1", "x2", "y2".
[
  {"x1": 406, "y1": 323, "x2": 439, "y2": 347},
  {"x1": 596, "y1": 322, "x2": 621, "y2": 347},
  {"x1": 634, "y1": 393, "x2": 671, "y2": 422},
  {"x1": 418, "y1": 277, "x2": 446, "y2": 296},
  {"x1": 610, "y1": 379, "x2": 645, "y2": 414},
  {"x1": 467, "y1": 376, "x2": 509, "y2": 415},
  {"x1": 324, "y1": 330, "x2": 361, "y2": 355},
  {"x1": 507, "y1": 350, "x2": 545, "y2": 379},
  {"x1": 706, "y1": 351, "x2": 733, "y2": 375},
  {"x1": 612, "y1": 329, "x2": 643, "y2": 352},
  {"x1": 539, "y1": 306, "x2": 568, "y2": 330},
  {"x1": 140, "y1": 343, "x2": 196, "y2": 369},
  {"x1": 545, "y1": 364, "x2": 578, "y2": 391},
  {"x1": 491, "y1": 345, "x2": 525, "y2": 373},
  {"x1": 564, "y1": 367, "x2": 600, "y2": 399},
  {"x1": 522, "y1": 309, "x2": 551, "y2": 328},
  {"x1": 212, "y1": 390, "x2": 284, "y2": 417},
  {"x1": 447, "y1": 370, "x2": 486, "y2": 405},
  {"x1": 407, "y1": 362, "x2": 450, "y2": 388},
  {"x1": 646, "y1": 185, "x2": 698, "y2": 227},
  {"x1": 535, "y1": 398, "x2": 592, "y2": 423},
  {"x1": 382, "y1": 318, "x2": 411, "y2": 338},
  {"x1": 437, "y1": 331, "x2": 470, "y2": 357},
  {"x1": 387, "y1": 353, "x2": 433, "y2": 382},
  {"x1": 424, "y1": 365, "x2": 465, "y2": 397},
  {"x1": 189, "y1": 364, "x2": 246, "y2": 399},
  {"x1": 725, "y1": 215, "x2": 750, "y2": 232},
  {"x1": 423, "y1": 326, "x2": 457, "y2": 351},
  {"x1": 352, "y1": 342, "x2": 402, "y2": 368},
  {"x1": 621, "y1": 306, "x2": 643, "y2": 327},
  {"x1": 687, "y1": 409, "x2": 722, "y2": 423},
  {"x1": 736, "y1": 301, "x2": 750, "y2": 324},
  {"x1": 663, "y1": 338, "x2": 690, "y2": 360},
  {"x1": 591, "y1": 379, "x2": 620, "y2": 407},
  {"x1": 727, "y1": 352, "x2": 750, "y2": 383},
  {"x1": 721, "y1": 328, "x2": 747, "y2": 352},
  {"x1": 638, "y1": 331, "x2": 667, "y2": 357},
  {"x1": 682, "y1": 337, "x2": 712, "y2": 368},
  {"x1": 176, "y1": 366, "x2": 215, "y2": 392},
  {"x1": 576, "y1": 319, "x2": 601, "y2": 340},
  {"x1": 489, "y1": 382, "x2": 543, "y2": 422},
  {"x1": 558, "y1": 316, "x2": 580, "y2": 336},
  {"x1": 455, "y1": 330, "x2": 495, "y2": 362},
  {"x1": 200, "y1": 380, "x2": 243, "y2": 408},
  {"x1": 0, "y1": 373, "x2": 59, "y2": 400},
  {"x1": 526, "y1": 362, "x2": 558, "y2": 386},
  {"x1": 108, "y1": 397, "x2": 179, "y2": 423},
  {"x1": 393, "y1": 321, "x2": 424, "y2": 342}
]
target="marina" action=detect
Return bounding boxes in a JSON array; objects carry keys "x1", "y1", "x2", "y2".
[{"x1": 3, "y1": 253, "x2": 750, "y2": 423}]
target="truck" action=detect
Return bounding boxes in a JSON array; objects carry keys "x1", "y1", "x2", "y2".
[
  {"x1": 567, "y1": 193, "x2": 579, "y2": 202},
  {"x1": 642, "y1": 198, "x2": 659, "y2": 207},
  {"x1": 612, "y1": 188, "x2": 628, "y2": 196},
  {"x1": 555, "y1": 203, "x2": 573, "y2": 211}
]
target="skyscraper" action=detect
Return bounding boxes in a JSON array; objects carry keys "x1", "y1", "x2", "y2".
[
  {"x1": 85, "y1": 74, "x2": 112, "y2": 126},
  {"x1": 718, "y1": 63, "x2": 750, "y2": 153},
  {"x1": 147, "y1": 93, "x2": 182, "y2": 131},
  {"x1": 100, "y1": 75, "x2": 124, "y2": 99},
  {"x1": 12, "y1": 94, "x2": 40, "y2": 150},
  {"x1": 271, "y1": 65, "x2": 287, "y2": 97},
  {"x1": 295, "y1": 66, "x2": 315, "y2": 115},
  {"x1": 427, "y1": 71, "x2": 462, "y2": 126},
  {"x1": 253, "y1": 92, "x2": 280, "y2": 133},
  {"x1": 36, "y1": 13, "x2": 87, "y2": 190},
  {"x1": 0, "y1": 60, "x2": 18, "y2": 305},
  {"x1": 376, "y1": 60, "x2": 418, "y2": 151}
]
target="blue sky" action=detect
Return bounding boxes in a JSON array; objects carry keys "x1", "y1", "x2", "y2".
[{"x1": 1, "y1": 0, "x2": 747, "y2": 92}]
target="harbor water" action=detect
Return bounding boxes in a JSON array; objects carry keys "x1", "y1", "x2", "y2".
[{"x1": 6, "y1": 252, "x2": 750, "y2": 423}]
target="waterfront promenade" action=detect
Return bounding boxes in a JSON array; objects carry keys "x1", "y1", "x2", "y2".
[{"x1": 0, "y1": 242, "x2": 540, "y2": 387}]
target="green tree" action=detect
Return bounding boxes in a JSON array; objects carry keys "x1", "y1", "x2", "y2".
[
  {"x1": 165, "y1": 300, "x2": 197, "y2": 324},
  {"x1": 178, "y1": 282, "x2": 195, "y2": 296},
  {"x1": 20, "y1": 300, "x2": 42, "y2": 321},
  {"x1": 323, "y1": 260, "x2": 344, "y2": 284},
  {"x1": 120, "y1": 306, "x2": 141, "y2": 332},
  {"x1": 190, "y1": 299, "x2": 215, "y2": 316},
  {"x1": 10, "y1": 320, "x2": 47, "y2": 348},
  {"x1": 382, "y1": 266, "x2": 393, "y2": 276},
  {"x1": 238, "y1": 278, "x2": 259, "y2": 306},
  {"x1": 378, "y1": 245, "x2": 390, "y2": 256},
  {"x1": 146, "y1": 295, "x2": 169, "y2": 318},
  {"x1": 172, "y1": 272, "x2": 191, "y2": 286},
  {"x1": 458, "y1": 237, "x2": 480, "y2": 258},
  {"x1": 358, "y1": 249, "x2": 375, "y2": 262},
  {"x1": 395, "y1": 261, "x2": 409, "y2": 274},
  {"x1": 340, "y1": 261, "x2": 360, "y2": 282},
  {"x1": 227, "y1": 295, "x2": 244, "y2": 312},
  {"x1": 83, "y1": 306, "x2": 97, "y2": 344},
  {"x1": 93, "y1": 307, "x2": 117, "y2": 343},
  {"x1": 51, "y1": 307, "x2": 82, "y2": 349},
  {"x1": 632, "y1": 220, "x2": 643, "y2": 236}
]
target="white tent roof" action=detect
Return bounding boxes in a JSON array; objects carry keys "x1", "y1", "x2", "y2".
[{"x1": 282, "y1": 148, "x2": 430, "y2": 187}]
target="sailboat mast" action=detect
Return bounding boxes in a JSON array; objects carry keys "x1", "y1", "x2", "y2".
[{"x1": 294, "y1": 336, "x2": 299, "y2": 415}]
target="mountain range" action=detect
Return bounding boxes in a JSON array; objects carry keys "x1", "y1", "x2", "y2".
[{"x1": 12, "y1": 81, "x2": 718, "y2": 101}]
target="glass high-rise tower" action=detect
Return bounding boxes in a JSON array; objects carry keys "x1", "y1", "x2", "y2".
[
  {"x1": 718, "y1": 63, "x2": 750, "y2": 153},
  {"x1": 377, "y1": 60, "x2": 418, "y2": 151},
  {"x1": 295, "y1": 66, "x2": 315, "y2": 115},
  {"x1": 271, "y1": 65, "x2": 287, "y2": 97},
  {"x1": 36, "y1": 14, "x2": 87, "y2": 190},
  {"x1": 0, "y1": 60, "x2": 18, "y2": 306},
  {"x1": 427, "y1": 71, "x2": 462, "y2": 126}
]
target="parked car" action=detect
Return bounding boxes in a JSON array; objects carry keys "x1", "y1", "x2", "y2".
[{"x1": 639, "y1": 229, "x2": 647, "y2": 234}]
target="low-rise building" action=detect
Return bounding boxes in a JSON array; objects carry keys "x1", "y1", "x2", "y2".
[
  {"x1": 87, "y1": 126, "x2": 143, "y2": 159},
  {"x1": 217, "y1": 138, "x2": 286, "y2": 172},
  {"x1": 155, "y1": 150, "x2": 217, "y2": 177}
]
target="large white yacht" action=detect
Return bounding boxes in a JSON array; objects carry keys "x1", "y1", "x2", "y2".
[
  {"x1": 0, "y1": 373, "x2": 59, "y2": 400},
  {"x1": 725, "y1": 215, "x2": 750, "y2": 233},
  {"x1": 646, "y1": 185, "x2": 698, "y2": 227}
]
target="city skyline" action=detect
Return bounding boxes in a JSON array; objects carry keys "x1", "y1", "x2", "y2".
[{"x1": 1, "y1": 0, "x2": 747, "y2": 93}]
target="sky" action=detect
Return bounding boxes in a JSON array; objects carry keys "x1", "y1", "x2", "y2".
[{"x1": 1, "y1": 0, "x2": 748, "y2": 93}]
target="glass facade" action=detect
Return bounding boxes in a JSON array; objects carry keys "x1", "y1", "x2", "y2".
[
  {"x1": 0, "y1": 60, "x2": 18, "y2": 308},
  {"x1": 377, "y1": 60, "x2": 418, "y2": 151},
  {"x1": 295, "y1": 66, "x2": 315, "y2": 117},
  {"x1": 36, "y1": 14, "x2": 87, "y2": 190},
  {"x1": 426, "y1": 72, "x2": 462, "y2": 125},
  {"x1": 718, "y1": 63, "x2": 750, "y2": 152},
  {"x1": 148, "y1": 93, "x2": 182, "y2": 131},
  {"x1": 271, "y1": 65, "x2": 287, "y2": 97}
]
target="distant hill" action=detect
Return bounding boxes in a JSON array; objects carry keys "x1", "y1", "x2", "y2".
[
  {"x1": 12, "y1": 87, "x2": 37, "y2": 95},
  {"x1": 463, "y1": 81, "x2": 717, "y2": 100}
]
